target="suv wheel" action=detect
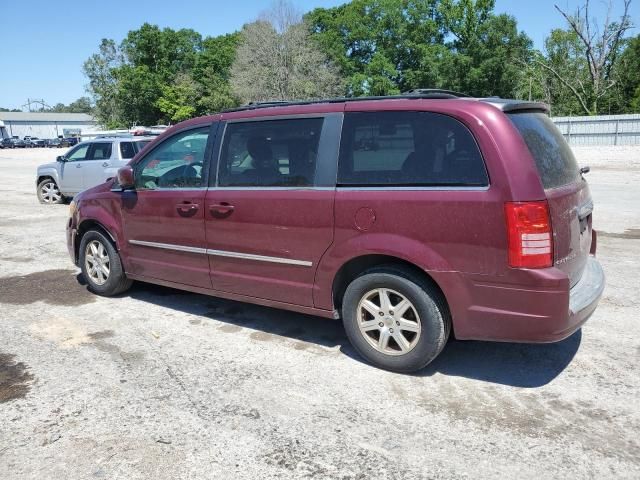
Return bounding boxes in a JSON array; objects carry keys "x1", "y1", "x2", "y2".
[
  {"x1": 342, "y1": 266, "x2": 450, "y2": 373},
  {"x1": 79, "y1": 230, "x2": 133, "y2": 296},
  {"x1": 37, "y1": 179, "x2": 64, "y2": 204}
]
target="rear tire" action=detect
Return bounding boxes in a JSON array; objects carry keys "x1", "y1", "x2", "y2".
[
  {"x1": 79, "y1": 230, "x2": 132, "y2": 296},
  {"x1": 342, "y1": 266, "x2": 450, "y2": 373},
  {"x1": 37, "y1": 179, "x2": 65, "y2": 204}
]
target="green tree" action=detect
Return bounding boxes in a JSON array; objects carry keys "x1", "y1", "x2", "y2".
[
  {"x1": 155, "y1": 73, "x2": 199, "y2": 122},
  {"x1": 83, "y1": 39, "x2": 123, "y2": 127},
  {"x1": 306, "y1": 0, "x2": 533, "y2": 98},
  {"x1": 617, "y1": 35, "x2": 640, "y2": 112},
  {"x1": 306, "y1": 0, "x2": 447, "y2": 96},
  {"x1": 84, "y1": 24, "x2": 239, "y2": 125},
  {"x1": 193, "y1": 32, "x2": 241, "y2": 113}
]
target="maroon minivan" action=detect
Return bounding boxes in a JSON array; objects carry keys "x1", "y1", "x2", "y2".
[{"x1": 66, "y1": 92, "x2": 605, "y2": 372}]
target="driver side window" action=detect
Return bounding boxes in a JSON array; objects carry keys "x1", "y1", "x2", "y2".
[
  {"x1": 66, "y1": 144, "x2": 90, "y2": 162},
  {"x1": 135, "y1": 127, "x2": 209, "y2": 190}
]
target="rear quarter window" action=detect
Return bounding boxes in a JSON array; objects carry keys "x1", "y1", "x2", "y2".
[
  {"x1": 508, "y1": 112, "x2": 580, "y2": 189},
  {"x1": 119, "y1": 142, "x2": 136, "y2": 159}
]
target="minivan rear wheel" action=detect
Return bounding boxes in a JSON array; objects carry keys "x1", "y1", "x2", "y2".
[
  {"x1": 342, "y1": 266, "x2": 450, "y2": 373},
  {"x1": 79, "y1": 230, "x2": 132, "y2": 296},
  {"x1": 37, "y1": 179, "x2": 64, "y2": 204}
]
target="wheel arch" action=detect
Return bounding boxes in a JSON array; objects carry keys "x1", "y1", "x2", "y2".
[
  {"x1": 75, "y1": 219, "x2": 119, "y2": 264},
  {"x1": 331, "y1": 254, "x2": 451, "y2": 322}
]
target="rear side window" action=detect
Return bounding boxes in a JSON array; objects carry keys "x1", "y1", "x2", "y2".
[
  {"x1": 508, "y1": 112, "x2": 580, "y2": 189},
  {"x1": 86, "y1": 142, "x2": 113, "y2": 160},
  {"x1": 338, "y1": 112, "x2": 488, "y2": 187},
  {"x1": 119, "y1": 141, "x2": 136, "y2": 159},
  {"x1": 218, "y1": 118, "x2": 324, "y2": 187}
]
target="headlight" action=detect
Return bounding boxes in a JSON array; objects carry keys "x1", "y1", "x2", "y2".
[{"x1": 69, "y1": 200, "x2": 77, "y2": 217}]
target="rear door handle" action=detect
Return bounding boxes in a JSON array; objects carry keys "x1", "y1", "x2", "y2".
[
  {"x1": 102, "y1": 162, "x2": 110, "y2": 168},
  {"x1": 75, "y1": 164, "x2": 82, "y2": 168},
  {"x1": 209, "y1": 203, "x2": 235, "y2": 215}
]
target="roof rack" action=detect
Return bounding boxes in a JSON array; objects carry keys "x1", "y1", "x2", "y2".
[
  {"x1": 222, "y1": 89, "x2": 472, "y2": 113},
  {"x1": 403, "y1": 88, "x2": 471, "y2": 98}
]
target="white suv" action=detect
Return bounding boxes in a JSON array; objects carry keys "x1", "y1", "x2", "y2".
[{"x1": 36, "y1": 136, "x2": 153, "y2": 204}]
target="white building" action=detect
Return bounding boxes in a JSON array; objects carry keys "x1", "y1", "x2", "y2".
[{"x1": 0, "y1": 112, "x2": 97, "y2": 139}]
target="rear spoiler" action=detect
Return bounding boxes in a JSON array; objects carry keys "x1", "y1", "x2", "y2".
[{"x1": 479, "y1": 98, "x2": 550, "y2": 114}]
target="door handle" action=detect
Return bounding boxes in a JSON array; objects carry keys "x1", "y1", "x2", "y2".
[
  {"x1": 209, "y1": 203, "x2": 235, "y2": 215},
  {"x1": 102, "y1": 162, "x2": 110, "y2": 168},
  {"x1": 176, "y1": 202, "x2": 199, "y2": 215},
  {"x1": 75, "y1": 164, "x2": 82, "y2": 168}
]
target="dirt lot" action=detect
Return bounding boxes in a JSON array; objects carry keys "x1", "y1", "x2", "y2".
[{"x1": 0, "y1": 146, "x2": 639, "y2": 479}]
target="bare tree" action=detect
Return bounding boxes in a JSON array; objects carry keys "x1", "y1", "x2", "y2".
[
  {"x1": 231, "y1": 0, "x2": 344, "y2": 103},
  {"x1": 537, "y1": 0, "x2": 633, "y2": 114}
]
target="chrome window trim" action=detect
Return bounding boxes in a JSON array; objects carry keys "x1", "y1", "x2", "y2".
[
  {"x1": 128, "y1": 240, "x2": 312, "y2": 267},
  {"x1": 135, "y1": 187, "x2": 209, "y2": 192},
  {"x1": 335, "y1": 185, "x2": 490, "y2": 191},
  {"x1": 223, "y1": 113, "x2": 333, "y2": 123},
  {"x1": 209, "y1": 186, "x2": 335, "y2": 191}
]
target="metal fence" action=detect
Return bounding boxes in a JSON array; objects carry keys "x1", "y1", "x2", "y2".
[{"x1": 551, "y1": 114, "x2": 640, "y2": 146}]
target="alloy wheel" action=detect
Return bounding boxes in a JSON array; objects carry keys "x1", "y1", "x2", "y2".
[
  {"x1": 40, "y1": 182, "x2": 61, "y2": 203},
  {"x1": 356, "y1": 288, "x2": 421, "y2": 356},
  {"x1": 84, "y1": 240, "x2": 111, "y2": 286}
]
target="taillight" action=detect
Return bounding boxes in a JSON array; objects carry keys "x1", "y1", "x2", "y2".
[{"x1": 504, "y1": 201, "x2": 553, "y2": 268}]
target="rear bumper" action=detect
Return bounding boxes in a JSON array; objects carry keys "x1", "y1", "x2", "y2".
[
  {"x1": 448, "y1": 256, "x2": 605, "y2": 343},
  {"x1": 566, "y1": 255, "x2": 605, "y2": 331}
]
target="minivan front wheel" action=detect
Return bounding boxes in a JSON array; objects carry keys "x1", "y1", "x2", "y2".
[
  {"x1": 37, "y1": 179, "x2": 64, "y2": 204},
  {"x1": 342, "y1": 267, "x2": 450, "y2": 373},
  {"x1": 79, "y1": 230, "x2": 132, "y2": 296}
]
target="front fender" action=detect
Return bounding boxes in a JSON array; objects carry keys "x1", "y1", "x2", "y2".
[
  {"x1": 36, "y1": 168, "x2": 59, "y2": 186},
  {"x1": 313, "y1": 232, "x2": 456, "y2": 311},
  {"x1": 76, "y1": 194, "x2": 130, "y2": 271}
]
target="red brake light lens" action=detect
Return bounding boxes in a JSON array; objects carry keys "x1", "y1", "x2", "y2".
[{"x1": 504, "y1": 201, "x2": 553, "y2": 268}]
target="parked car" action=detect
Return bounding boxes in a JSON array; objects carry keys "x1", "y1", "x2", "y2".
[
  {"x1": 65, "y1": 91, "x2": 605, "y2": 373},
  {"x1": 36, "y1": 136, "x2": 153, "y2": 204},
  {"x1": 59, "y1": 137, "x2": 80, "y2": 148},
  {"x1": 25, "y1": 137, "x2": 45, "y2": 148},
  {"x1": 44, "y1": 138, "x2": 62, "y2": 148},
  {"x1": 2, "y1": 137, "x2": 26, "y2": 148}
]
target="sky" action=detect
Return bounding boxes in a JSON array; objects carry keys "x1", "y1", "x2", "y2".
[{"x1": 0, "y1": 0, "x2": 637, "y2": 109}]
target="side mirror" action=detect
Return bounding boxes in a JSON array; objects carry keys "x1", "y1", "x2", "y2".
[
  {"x1": 56, "y1": 155, "x2": 67, "y2": 162},
  {"x1": 116, "y1": 166, "x2": 135, "y2": 190}
]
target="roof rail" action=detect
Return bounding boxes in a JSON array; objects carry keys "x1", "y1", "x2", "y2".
[
  {"x1": 223, "y1": 90, "x2": 473, "y2": 114},
  {"x1": 403, "y1": 88, "x2": 471, "y2": 98}
]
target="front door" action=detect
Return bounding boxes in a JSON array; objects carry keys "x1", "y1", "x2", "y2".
[
  {"x1": 81, "y1": 141, "x2": 114, "y2": 190},
  {"x1": 205, "y1": 116, "x2": 338, "y2": 307},
  {"x1": 120, "y1": 125, "x2": 214, "y2": 289},
  {"x1": 59, "y1": 143, "x2": 90, "y2": 193}
]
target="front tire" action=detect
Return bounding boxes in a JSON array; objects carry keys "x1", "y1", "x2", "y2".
[
  {"x1": 79, "y1": 230, "x2": 132, "y2": 296},
  {"x1": 342, "y1": 266, "x2": 450, "y2": 373},
  {"x1": 37, "y1": 179, "x2": 64, "y2": 204}
]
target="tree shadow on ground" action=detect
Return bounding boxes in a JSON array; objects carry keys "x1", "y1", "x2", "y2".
[{"x1": 95, "y1": 279, "x2": 582, "y2": 388}]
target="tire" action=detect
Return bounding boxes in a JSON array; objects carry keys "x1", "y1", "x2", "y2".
[
  {"x1": 36, "y1": 179, "x2": 65, "y2": 204},
  {"x1": 342, "y1": 266, "x2": 450, "y2": 373},
  {"x1": 79, "y1": 230, "x2": 133, "y2": 296}
]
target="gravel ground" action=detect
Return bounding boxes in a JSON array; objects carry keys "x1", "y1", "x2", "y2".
[{"x1": 0, "y1": 146, "x2": 639, "y2": 479}]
